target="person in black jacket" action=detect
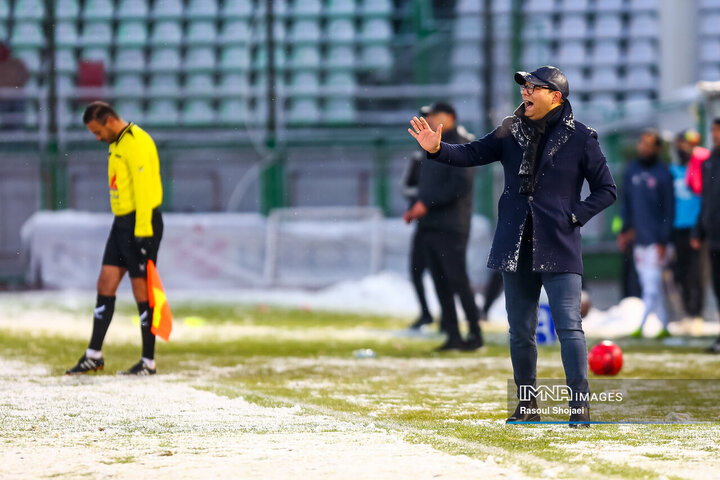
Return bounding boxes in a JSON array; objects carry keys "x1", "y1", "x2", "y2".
[
  {"x1": 409, "y1": 66, "x2": 616, "y2": 427},
  {"x1": 691, "y1": 118, "x2": 720, "y2": 353},
  {"x1": 404, "y1": 102, "x2": 483, "y2": 350}
]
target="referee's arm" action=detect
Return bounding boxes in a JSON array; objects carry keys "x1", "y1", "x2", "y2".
[{"x1": 128, "y1": 141, "x2": 155, "y2": 238}]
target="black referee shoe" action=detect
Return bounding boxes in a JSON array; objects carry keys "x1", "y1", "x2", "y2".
[
  {"x1": 65, "y1": 355, "x2": 104, "y2": 375},
  {"x1": 118, "y1": 360, "x2": 156, "y2": 376}
]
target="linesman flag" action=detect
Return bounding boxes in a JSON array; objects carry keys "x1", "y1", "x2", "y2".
[{"x1": 147, "y1": 260, "x2": 172, "y2": 341}]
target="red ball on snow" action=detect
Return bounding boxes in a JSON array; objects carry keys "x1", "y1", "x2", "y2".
[{"x1": 588, "y1": 340, "x2": 623, "y2": 375}]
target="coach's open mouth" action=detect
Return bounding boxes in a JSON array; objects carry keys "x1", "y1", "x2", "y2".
[{"x1": 524, "y1": 100, "x2": 535, "y2": 114}]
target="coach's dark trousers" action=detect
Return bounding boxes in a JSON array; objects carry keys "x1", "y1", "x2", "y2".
[{"x1": 502, "y1": 232, "x2": 589, "y2": 408}]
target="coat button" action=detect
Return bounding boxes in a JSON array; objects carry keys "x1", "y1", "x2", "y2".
[{"x1": 528, "y1": 196, "x2": 534, "y2": 201}]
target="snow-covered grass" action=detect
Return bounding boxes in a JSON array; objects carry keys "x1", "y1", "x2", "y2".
[{"x1": 1, "y1": 290, "x2": 720, "y2": 479}]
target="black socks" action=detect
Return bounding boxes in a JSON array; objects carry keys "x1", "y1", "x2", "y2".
[
  {"x1": 88, "y1": 295, "x2": 116, "y2": 351},
  {"x1": 137, "y1": 301, "x2": 156, "y2": 360}
]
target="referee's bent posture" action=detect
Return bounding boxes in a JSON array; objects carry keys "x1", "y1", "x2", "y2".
[{"x1": 66, "y1": 101, "x2": 164, "y2": 376}]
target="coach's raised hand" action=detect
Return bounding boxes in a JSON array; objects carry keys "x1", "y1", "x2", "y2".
[{"x1": 408, "y1": 116, "x2": 442, "y2": 154}]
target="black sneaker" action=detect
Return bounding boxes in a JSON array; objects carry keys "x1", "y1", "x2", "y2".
[
  {"x1": 569, "y1": 407, "x2": 591, "y2": 428},
  {"x1": 506, "y1": 398, "x2": 541, "y2": 423},
  {"x1": 409, "y1": 314, "x2": 433, "y2": 330},
  {"x1": 118, "y1": 360, "x2": 156, "y2": 376},
  {"x1": 461, "y1": 332, "x2": 484, "y2": 351},
  {"x1": 65, "y1": 355, "x2": 104, "y2": 375},
  {"x1": 435, "y1": 337, "x2": 465, "y2": 351}
]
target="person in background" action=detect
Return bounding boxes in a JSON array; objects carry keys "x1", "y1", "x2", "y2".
[
  {"x1": 618, "y1": 129, "x2": 674, "y2": 339},
  {"x1": 671, "y1": 130, "x2": 705, "y2": 333},
  {"x1": 691, "y1": 118, "x2": 720, "y2": 353},
  {"x1": 404, "y1": 102, "x2": 483, "y2": 351},
  {"x1": 0, "y1": 42, "x2": 30, "y2": 130}
]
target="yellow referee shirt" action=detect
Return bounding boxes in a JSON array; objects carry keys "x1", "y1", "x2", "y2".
[{"x1": 107, "y1": 123, "x2": 163, "y2": 237}]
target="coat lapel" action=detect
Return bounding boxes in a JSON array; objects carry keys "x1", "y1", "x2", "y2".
[{"x1": 537, "y1": 105, "x2": 575, "y2": 174}]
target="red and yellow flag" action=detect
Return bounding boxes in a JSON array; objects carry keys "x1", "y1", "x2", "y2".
[{"x1": 147, "y1": 260, "x2": 172, "y2": 341}]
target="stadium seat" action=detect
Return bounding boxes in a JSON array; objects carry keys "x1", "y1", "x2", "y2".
[
  {"x1": 326, "y1": 18, "x2": 355, "y2": 42},
  {"x1": 289, "y1": 46, "x2": 321, "y2": 69},
  {"x1": 80, "y1": 47, "x2": 111, "y2": 65},
  {"x1": 624, "y1": 92, "x2": 653, "y2": 112},
  {"x1": 149, "y1": 73, "x2": 180, "y2": 94},
  {"x1": 590, "y1": 68, "x2": 620, "y2": 91},
  {"x1": 325, "y1": 71, "x2": 356, "y2": 93},
  {"x1": 701, "y1": 0, "x2": 720, "y2": 7},
  {"x1": 454, "y1": 17, "x2": 482, "y2": 40},
  {"x1": 11, "y1": 22, "x2": 45, "y2": 48},
  {"x1": 628, "y1": 0, "x2": 657, "y2": 11},
  {"x1": 628, "y1": 13, "x2": 657, "y2": 38},
  {"x1": 591, "y1": 40, "x2": 622, "y2": 65},
  {"x1": 451, "y1": 44, "x2": 483, "y2": 68},
  {"x1": 219, "y1": 73, "x2": 249, "y2": 94},
  {"x1": 14, "y1": 48, "x2": 42, "y2": 74},
  {"x1": 114, "y1": 100, "x2": 144, "y2": 121},
  {"x1": 559, "y1": 0, "x2": 588, "y2": 12},
  {"x1": 219, "y1": 20, "x2": 251, "y2": 44},
  {"x1": 700, "y1": 13, "x2": 720, "y2": 35},
  {"x1": 116, "y1": 21, "x2": 148, "y2": 47},
  {"x1": 114, "y1": 48, "x2": 145, "y2": 72},
  {"x1": 145, "y1": 99, "x2": 180, "y2": 125},
  {"x1": 83, "y1": 0, "x2": 114, "y2": 20},
  {"x1": 55, "y1": 49, "x2": 77, "y2": 73},
  {"x1": 593, "y1": 14, "x2": 624, "y2": 38},
  {"x1": 450, "y1": 70, "x2": 479, "y2": 88},
  {"x1": 589, "y1": 93, "x2": 618, "y2": 114},
  {"x1": 253, "y1": 47, "x2": 286, "y2": 69},
  {"x1": 13, "y1": 0, "x2": 44, "y2": 20},
  {"x1": 360, "y1": 0, "x2": 392, "y2": 16},
  {"x1": 492, "y1": 0, "x2": 511, "y2": 14},
  {"x1": 218, "y1": 99, "x2": 247, "y2": 124},
  {"x1": 521, "y1": 46, "x2": 551, "y2": 67},
  {"x1": 523, "y1": 15, "x2": 553, "y2": 40},
  {"x1": 595, "y1": 0, "x2": 623, "y2": 11},
  {"x1": 185, "y1": 47, "x2": 217, "y2": 71},
  {"x1": 700, "y1": 39, "x2": 720, "y2": 62},
  {"x1": 699, "y1": 64, "x2": 720, "y2": 81},
  {"x1": 150, "y1": 21, "x2": 183, "y2": 46},
  {"x1": 561, "y1": 67, "x2": 585, "y2": 92},
  {"x1": 456, "y1": 0, "x2": 483, "y2": 13},
  {"x1": 293, "y1": 0, "x2": 322, "y2": 16},
  {"x1": 255, "y1": 0, "x2": 288, "y2": 16},
  {"x1": 55, "y1": 22, "x2": 79, "y2": 47},
  {"x1": 288, "y1": 98, "x2": 320, "y2": 125},
  {"x1": 289, "y1": 71, "x2": 320, "y2": 95},
  {"x1": 56, "y1": 0, "x2": 80, "y2": 20},
  {"x1": 557, "y1": 41, "x2": 586, "y2": 66},
  {"x1": 625, "y1": 66, "x2": 656, "y2": 89},
  {"x1": 185, "y1": 73, "x2": 215, "y2": 93},
  {"x1": 525, "y1": 0, "x2": 554, "y2": 12},
  {"x1": 80, "y1": 21, "x2": 113, "y2": 47},
  {"x1": 325, "y1": 45, "x2": 355, "y2": 69},
  {"x1": 324, "y1": 98, "x2": 355, "y2": 124},
  {"x1": 626, "y1": 39, "x2": 657, "y2": 64},
  {"x1": 114, "y1": 73, "x2": 145, "y2": 93},
  {"x1": 0, "y1": 0, "x2": 8, "y2": 18},
  {"x1": 253, "y1": 21, "x2": 287, "y2": 43},
  {"x1": 327, "y1": 0, "x2": 355, "y2": 16},
  {"x1": 116, "y1": 0, "x2": 149, "y2": 20},
  {"x1": 186, "y1": 0, "x2": 218, "y2": 19},
  {"x1": 152, "y1": 0, "x2": 184, "y2": 19},
  {"x1": 222, "y1": 0, "x2": 253, "y2": 18},
  {"x1": 558, "y1": 15, "x2": 588, "y2": 39},
  {"x1": 55, "y1": 73, "x2": 75, "y2": 95},
  {"x1": 360, "y1": 18, "x2": 392, "y2": 42},
  {"x1": 220, "y1": 46, "x2": 251, "y2": 71},
  {"x1": 290, "y1": 20, "x2": 322, "y2": 43},
  {"x1": 148, "y1": 48, "x2": 181, "y2": 71},
  {"x1": 187, "y1": 21, "x2": 217, "y2": 46},
  {"x1": 359, "y1": 45, "x2": 392, "y2": 70}
]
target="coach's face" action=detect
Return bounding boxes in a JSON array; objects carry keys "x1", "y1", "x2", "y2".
[
  {"x1": 86, "y1": 119, "x2": 117, "y2": 144},
  {"x1": 521, "y1": 83, "x2": 563, "y2": 121}
]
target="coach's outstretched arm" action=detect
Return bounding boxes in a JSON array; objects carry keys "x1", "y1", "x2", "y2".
[{"x1": 408, "y1": 116, "x2": 504, "y2": 167}]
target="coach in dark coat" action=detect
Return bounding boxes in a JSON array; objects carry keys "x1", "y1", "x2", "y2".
[{"x1": 409, "y1": 66, "x2": 617, "y2": 426}]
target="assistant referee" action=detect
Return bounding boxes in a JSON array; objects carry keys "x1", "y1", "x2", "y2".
[{"x1": 66, "y1": 101, "x2": 164, "y2": 376}]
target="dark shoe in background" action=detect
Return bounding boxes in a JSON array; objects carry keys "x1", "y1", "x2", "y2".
[{"x1": 506, "y1": 398, "x2": 541, "y2": 423}]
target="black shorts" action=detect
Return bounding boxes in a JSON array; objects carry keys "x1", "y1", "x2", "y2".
[{"x1": 102, "y1": 209, "x2": 164, "y2": 278}]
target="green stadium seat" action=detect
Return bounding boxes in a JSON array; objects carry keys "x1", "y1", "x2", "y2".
[
  {"x1": 218, "y1": 99, "x2": 247, "y2": 124},
  {"x1": 148, "y1": 48, "x2": 181, "y2": 72},
  {"x1": 289, "y1": 71, "x2": 320, "y2": 95},
  {"x1": 220, "y1": 46, "x2": 251, "y2": 71},
  {"x1": 187, "y1": 21, "x2": 217, "y2": 46},
  {"x1": 116, "y1": 0, "x2": 149, "y2": 20},
  {"x1": 327, "y1": 0, "x2": 355, "y2": 16},
  {"x1": 184, "y1": 47, "x2": 216, "y2": 72},
  {"x1": 325, "y1": 71, "x2": 356, "y2": 92},
  {"x1": 359, "y1": 45, "x2": 392, "y2": 70},
  {"x1": 114, "y1": 73, "x2": 145, "y2": 93},
  {"x1": 219, "y1": 73, "x2": 249, "y2": 94},
  {"x1": 149, "y1": 73, "x2": 180, "y2": 94},
  {"x1": 11, "y1": 22, "x2": 45, "y2": 48},
  {"x1": 325, "y1": 45, "x2": 355, "y2": 69},
  {"x1": 359, "y1": 19, "x2": 392, "y2": 42},
  {"x1": 55, "y1": 48, "x2": 77, "y2": 73},
  {"x1": 222, "y1": 0, "x2": 253, "y2": 19},
  {"x1": 146, "y1": 99, "x2": 180, "y2": 125},
  {"x1": 150, "y1": 20, "x2": 183, "y2": 46},
  {"x1": 287, "y1": 98, "x2": 320, "y2": 125},
  {"x1": 185, "y1": 73, "x2": 215, "y2": 93},
  {"x1": 115, "y1": 99, "x2": 144, "y2": 121},
  {"x1": 324, "y1": 98, "x2": 355, "y2": 124},
  {"x1": 292, "y1": 0, "x2": 322, "y2": 17},
  {"x1": 80, "y1": 21, "x2": 113, "y2": 47},
  {"x1": 114, "y1": 48, "x2": 145, "y2": 72},
  {"x1": 56, "y1": 0, "x2": 80, "y2": 19},
  {"x1": 290, "y1": 20, "x2": 321, "y2": 43},
  {"x1": 83, "y1": 0, "x2": 114, "y2": 20},
  {"x1": 181, "y1": 99, "x2": 215, "y2": 125},
  {"x1": 219, "y1": 20, "x2": 250, "y2": 44},
  {"x1": 186, "y1": 0, "x2": 218, "y2": 19},
  {"x1": 360, "y1": 0, "x2": 392, "y2": 16},
  {"x1": 327, "y1": 19, "x2": 355, "y2": 43},
  {"x1": 55, "y1": 21, "x2": 78, "y2": 47},
  {"x1": 289, "y1": 45, "x2": 321, "y2": 69},
  {"x1": 13, "y1": 0, "x2": 45, "y2": 20},
  {"x1": 152, "y1": 0, "x2": 184, "y2": 19},
  {"x1": 116, "y1": 21, "x2": 148, "y2": 47}
]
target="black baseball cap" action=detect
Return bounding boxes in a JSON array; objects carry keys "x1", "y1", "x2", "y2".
[
  {"x1": 514, "y1": 66, "x2": 569, "y2": 99},
  {"x1": 420, "y1": 101, "x2": 456, "y2": 117}
]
